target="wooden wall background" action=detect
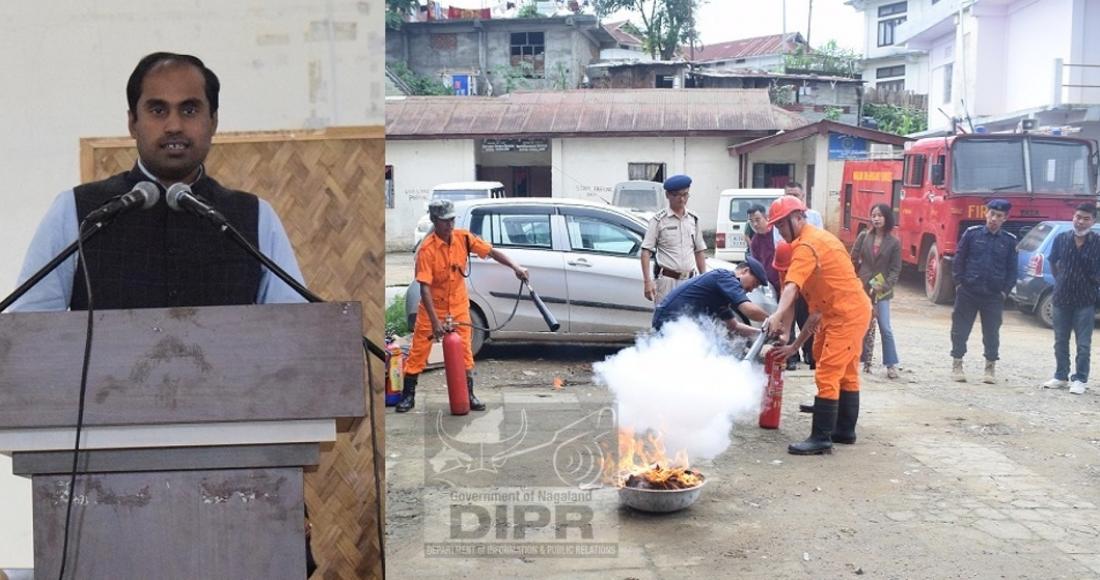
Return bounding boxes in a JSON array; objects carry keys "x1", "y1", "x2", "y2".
[{"x1": 80, "y1": 126, "x2": 386, "y2": 579}]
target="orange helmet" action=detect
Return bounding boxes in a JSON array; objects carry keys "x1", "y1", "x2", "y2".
[
  {"x1": 766, "y1": 196, "x2": 806, "y2": 228},
  {"x1": 773, "y1": 241, "x2": 794, "y2": 272}
]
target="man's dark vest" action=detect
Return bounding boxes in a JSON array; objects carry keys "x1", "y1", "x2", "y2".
[{"x1": 70, "y1": 166, "x2": 262, "y2": 310}]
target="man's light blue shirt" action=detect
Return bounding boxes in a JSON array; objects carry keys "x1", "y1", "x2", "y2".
[
  {"x1": 8, "y1": 184, "x2": 307, "y2": 312},
  {"x1": 773, "y1": 208, "x2": 824, "y2": 244}
]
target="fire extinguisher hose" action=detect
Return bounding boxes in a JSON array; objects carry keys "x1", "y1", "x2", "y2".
[{"x1": 454, "y1": 279, "x2": 560, "y2": 333}]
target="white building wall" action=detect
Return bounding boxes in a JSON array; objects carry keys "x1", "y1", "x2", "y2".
[
  {"x1": 385, "y1": 139, "x2": 477, "y2": 249},
  {"x1": 1000, "y1": 0, "x2": 1073, "y2": 113},
  {"x1": 1068, "y1": 0, "x2": 1100, "y2": 104},
  {"x1": 552, "y1": 137, "x2": 740, "y2": 234},
  {"x1": 927, "y1": 33, "x2": 957, "y2": 132},
  {"x1": 0, "y1": 1, "x2": 384, "y2": 568}
]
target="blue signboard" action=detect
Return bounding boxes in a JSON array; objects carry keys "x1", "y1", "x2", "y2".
[
  {"x1": 828, "y1": 133, "x2": 869, "y2": 160},
  {"x1": 452, "y1": 74, "x2": 471, "y2": 96}
]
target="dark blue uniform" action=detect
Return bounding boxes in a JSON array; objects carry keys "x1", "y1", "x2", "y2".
[
  {"x1": 652, "y1": 269, "x2": 750, "y2": 330},
  {"x1": 949, "y1": 224, "x2": 1018, "y2": 361}
]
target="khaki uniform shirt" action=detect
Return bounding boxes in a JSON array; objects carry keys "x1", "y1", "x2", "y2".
[{"x1": 642, "y1": 208, "x2": 706, "y2": 276}]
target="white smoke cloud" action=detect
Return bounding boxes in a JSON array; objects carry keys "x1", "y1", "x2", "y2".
[{"x1": 593, "y1": 316, "x2": 767, "y2": 462}]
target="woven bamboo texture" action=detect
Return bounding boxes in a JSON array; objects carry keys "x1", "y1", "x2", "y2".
[{"x1": 81, "y1": 126, "x2": 386, "y2": 579}]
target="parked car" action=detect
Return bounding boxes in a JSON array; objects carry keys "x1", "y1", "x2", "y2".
[
  {"x1": 412, "y1": 181, "x2": 506, "y2": 245},
  {"x1": 612, "y1": 180, "x2": 663, "y2": 220},
  {"x1": 405, "y1": 198, "x2": 775, "y2": 356},
  {"x1": 1011, "y1": 220, "x2": 1100, "y2": 327},
  {"x1": 713, "y1": 188, "x2": 783, "y2": 263}
]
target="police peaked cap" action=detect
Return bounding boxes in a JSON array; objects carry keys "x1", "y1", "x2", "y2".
[
  {"x1": 663, "y1": 175, "x2": 692, "y2": 191},
  {"x1": 743, "y1": 256, "x2": 769, "y2": 288},
  {"x1": 986, "y1": 199, "x2": 1012, "y2": 212}
]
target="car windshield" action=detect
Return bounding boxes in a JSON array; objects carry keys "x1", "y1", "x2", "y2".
[
  {"x1": 728, "y1": 198, "x2": 776, "y2": 221},
  {"x1": 433, "y1": 189, "x2": 491, "y2": 202},
  {"x1": 616, "y1": 189, "x2": 661, "y2": 210},
  {"x1": 1016, "y1": 223, "x2": 1054, "y2": 252},
  {"x1": 952, "y1": 137, "x2": 1093, "y2": 194}
]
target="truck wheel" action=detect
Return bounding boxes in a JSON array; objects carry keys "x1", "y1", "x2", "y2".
[
  {"x1": 925, "y1": 244, "x2": 955, "y2": 305},
  {"x1": 470, "y1": 306, "x2": 487, "y2": 358},
  {"x1": 1036, "y1": 291, "x2": 1054, "y2": 328}
]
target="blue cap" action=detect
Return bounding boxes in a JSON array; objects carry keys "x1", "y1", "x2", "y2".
[
  {"x1": 986, "y1": 199, "x2": 1012, "y2": 212},
  {"x1": 663, "y1": 174, "x2": 692, "y2": 191},
  {"x1": 743, "y1": 256, "x2": 768, "y2": 288}
]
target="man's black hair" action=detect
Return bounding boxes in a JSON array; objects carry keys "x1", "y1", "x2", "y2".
[
  {"x1": 871, "y1": 202, "x2": 896, "y2": 231},
  {"x1": 127, "y1": 52, "x2": 220, "y2": 116},
  {"x1": 1075, "y1": 202, "x2": 1098, "y2": 218},
  {"x1": 785, "y1": 181, "x2": 802, "y2": 189},
  {"x1": 746, "y1": 203, "x2": 767, "y2": 219}
]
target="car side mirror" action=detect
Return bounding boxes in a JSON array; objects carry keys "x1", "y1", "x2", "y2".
[{"x1": 930, "y1": 163, "x2": 945, "y2": 186}]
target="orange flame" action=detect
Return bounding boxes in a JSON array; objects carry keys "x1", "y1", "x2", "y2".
[{"x1": 600, "y1": 428, "x2": 703, "y2": 489}]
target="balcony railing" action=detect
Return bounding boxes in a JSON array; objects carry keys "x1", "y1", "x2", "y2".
[{"x1": 1053, "y1": 58, "x2": 1100, "y2": 106}]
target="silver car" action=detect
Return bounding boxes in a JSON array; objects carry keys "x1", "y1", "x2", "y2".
[{"x1": 405, "y1": 198, "x2": 774, "y2": 356}]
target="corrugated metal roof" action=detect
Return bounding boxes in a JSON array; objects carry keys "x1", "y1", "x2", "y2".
[
  {"x1": 604, "y1": 20, "x2": 644, "y2": 47},
  {"x1": 689, "y1": 32, "x2": 804, "y2": 63},
  {"x1": 386, "y1": 89, "x2": 808, "y2": 139}
]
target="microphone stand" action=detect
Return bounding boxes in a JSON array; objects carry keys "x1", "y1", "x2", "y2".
[
  {"x1": 207, "y1": 219, "x2": 388, "y2": 361},
  {"x1": 0, "y1": 219, "x2": 113, "y2": 313}
]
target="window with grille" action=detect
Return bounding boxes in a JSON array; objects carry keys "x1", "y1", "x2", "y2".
[
  {"x1": 876, "y1": 65, "x2": 905, "y2": 79},
  {"x1": 877, "y1": 79, "x2": 905, "y2": 92},
  {"x1": 878, "y1": 16, "x2": 905, "y2": 46},
  {"x1": 510, "y1": 32, "x2": 545, "y2": 78},
  {"x1": 628, "y1": 162, "x2": 666, "y2": 182}
]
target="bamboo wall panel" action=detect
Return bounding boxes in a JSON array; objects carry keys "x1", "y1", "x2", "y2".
[{"x1": 80, "y1": 126, "x2": 385, "y2": 579}]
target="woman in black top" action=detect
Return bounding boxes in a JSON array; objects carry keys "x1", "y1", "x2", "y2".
[{"x1": 852, "y1": 203, "x2": 903, "y2": 378}]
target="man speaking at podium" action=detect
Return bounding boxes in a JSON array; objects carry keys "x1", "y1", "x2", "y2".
[
  {"x1": 8, "y1": 51, "x2": 304, "y2": 313},
  {"x1": 5, "y1": 52, "x2": 314, "y2": 573}
]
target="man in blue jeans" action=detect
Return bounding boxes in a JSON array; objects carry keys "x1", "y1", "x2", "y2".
[{"x1": 1042, "y1": 203, "x2": 1100, "y2": 395}]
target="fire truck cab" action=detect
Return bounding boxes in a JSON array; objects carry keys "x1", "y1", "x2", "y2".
[{"x1": 840, "y1": 131, "x2": 1098, "y2": 304}]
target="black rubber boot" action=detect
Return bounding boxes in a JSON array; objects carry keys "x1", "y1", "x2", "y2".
[
  {"x1": 832, "y1": 390, "x2": 860, "y2": 444},
  {"x1": 798, "y1": 402, "x2": 814, "y2": 414},
  {"x1": 788, "y1": 397, "x2": 838, "y2": 455},
  {"x1": 395, "y1": 374, "x2": 418, "y2": 413},
  {"x1": 467, "y1": 373, "x2": 486, "y2": 411}
]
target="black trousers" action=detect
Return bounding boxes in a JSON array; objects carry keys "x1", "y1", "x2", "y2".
[
  {"x1": 787, "y1": 296, "x2": 815, "y2": 364},
  {"x1": 950, "y1": 287, "x2": 1004, "y2": 361}
]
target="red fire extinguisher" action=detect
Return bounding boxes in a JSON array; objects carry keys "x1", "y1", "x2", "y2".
[
  {"x1": 759, "y1": 348, "x2": 785, "y2": 429},
  {"x1": 442, "y1": 326, "x2": 470, "y2": 416}
]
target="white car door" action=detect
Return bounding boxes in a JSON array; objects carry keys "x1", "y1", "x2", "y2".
[
  {"x1": 467, "y1": 205, "x2": 568, "y2": 336},
  {"x1": 560, "y1": 207, "x2": 654, "y2": 334}
]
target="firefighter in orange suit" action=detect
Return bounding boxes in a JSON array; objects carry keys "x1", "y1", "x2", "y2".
[
  {"x1": 762, "y1": 197, "x2": 871, "y2": 455},
  {"x1": 397, "y1": 199, "x2": 529, "y2": 413}
]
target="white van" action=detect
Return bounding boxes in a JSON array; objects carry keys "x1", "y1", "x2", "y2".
[
  {"x1": 413, "y1": 181, "x2": 506, "y2": 245},
  {"x1": 714, "y1": 188, "x2": 783, "y2": 263}
]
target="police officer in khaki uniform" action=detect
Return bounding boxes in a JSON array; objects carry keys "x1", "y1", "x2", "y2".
[{"x1": 641, "y1": 174, "x2": 707, "y2": 306}]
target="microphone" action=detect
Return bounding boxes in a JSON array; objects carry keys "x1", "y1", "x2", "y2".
[
  {"x1": 83, "y1": 181, "x2": 160, "y2": 223},
  {"x1": 166, "y1": 182, "x2": 227, "y2": 225}
]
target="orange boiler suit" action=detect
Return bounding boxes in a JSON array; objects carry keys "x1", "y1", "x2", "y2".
[
  {"x1": 784, "y1": 224, "x2": 872, "y2": 401},
  {"x1": 403, "y1": 229, "x2": 492, "y2": 376}
]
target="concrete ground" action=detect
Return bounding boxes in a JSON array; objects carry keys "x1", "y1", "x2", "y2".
[{"x1": 384, "y1": 254, "x2": 1100, "y2": 579}]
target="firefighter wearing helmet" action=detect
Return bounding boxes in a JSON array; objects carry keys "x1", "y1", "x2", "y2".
[{"x1": 762, "y1": 197, "x2": 871, "y2": 455}]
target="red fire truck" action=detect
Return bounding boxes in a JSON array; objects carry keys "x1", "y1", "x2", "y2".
[{"x1": 838, "y1": 131, "x2": 1098, "y2": 304}]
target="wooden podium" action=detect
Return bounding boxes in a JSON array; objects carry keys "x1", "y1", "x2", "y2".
[{"x1": 0, "y1": 303, "x2": 366, "y2": 579}]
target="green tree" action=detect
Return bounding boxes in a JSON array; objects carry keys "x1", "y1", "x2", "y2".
[
  {"x1": 386, "y1": 0, "x2": 419, "y2": 30},
  {"x1": 863, "y1": 103, "x2": 928, "y2": 136},
  {"x1": 784, "y1": 39, "x2": 860, "y2": 77},
  {"x1": 517, "y1": 1, "x2": 544, "y2": 18},
  {"x1": 595, "y1": 0, "x2": 703, "y2": 60}
]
